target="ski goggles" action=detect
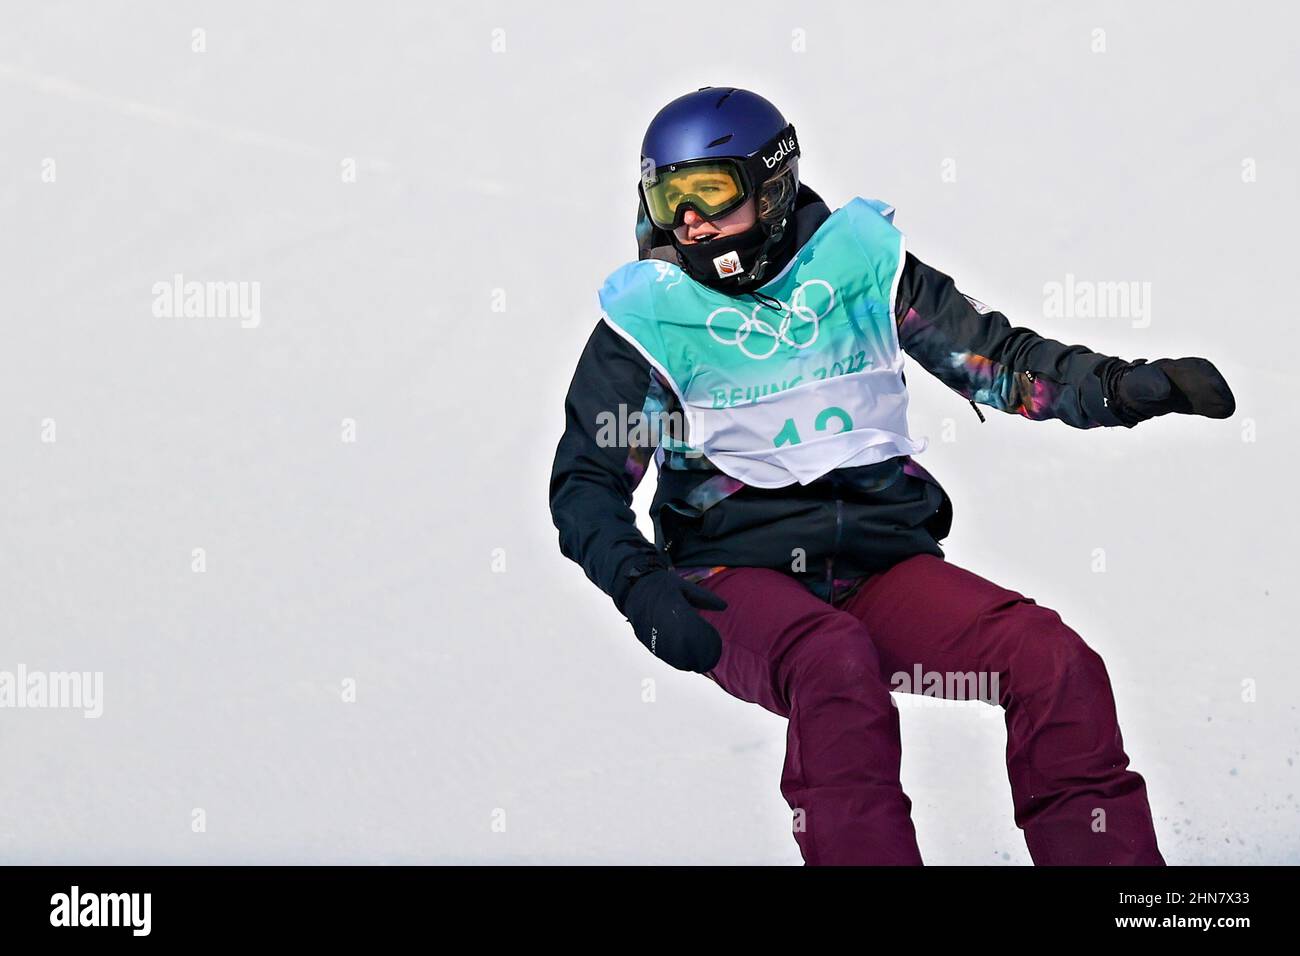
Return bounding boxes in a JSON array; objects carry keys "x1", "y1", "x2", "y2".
[{"x1": 640, "y1": 125, "x2": 799, "y2": 230}]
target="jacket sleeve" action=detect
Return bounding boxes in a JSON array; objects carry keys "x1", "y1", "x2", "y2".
[
  {"x1": 549, "y1": 320, "x2": 668, "y2": 608},
  {"x1": 894, "y1": 252, "x2": 1131, "y2": 429}
]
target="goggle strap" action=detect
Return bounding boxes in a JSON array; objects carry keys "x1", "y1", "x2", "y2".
[{"x1": 745, "y1": 124, "x2": 800, "y2": 183}]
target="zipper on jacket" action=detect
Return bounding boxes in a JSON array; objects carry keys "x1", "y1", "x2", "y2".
[
  {"x1": 827, "y1": 498, "x2": 844, "y2": 603},
  {"x1": 969, "y1": 399, "x2": 986, "y2": 423}
]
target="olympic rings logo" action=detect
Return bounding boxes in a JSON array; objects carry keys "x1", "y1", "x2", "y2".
[{"x1": 705, "y1": 280, "x2": 836, "y2": 360}]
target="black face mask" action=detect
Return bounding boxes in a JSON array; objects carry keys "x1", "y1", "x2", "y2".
[{"x1": 671, "y1": 216, "x2": 795, "y2": 294}]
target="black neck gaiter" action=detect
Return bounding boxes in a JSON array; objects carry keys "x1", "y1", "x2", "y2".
[{"x1": 672, "y1": 219, "x2": 797, "y2": 294}]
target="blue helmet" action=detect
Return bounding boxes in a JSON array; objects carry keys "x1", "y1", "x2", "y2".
[
  {"x1": 637, "y1": 87, "x2": 801, "y2": 290},
  {"x1": 641, "y1": 87, "x2": 793, "y2": 171}
]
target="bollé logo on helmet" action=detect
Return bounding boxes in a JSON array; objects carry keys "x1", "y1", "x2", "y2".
[{"x1": 762, "y1": 134, "x2": 798, "y2": 169}]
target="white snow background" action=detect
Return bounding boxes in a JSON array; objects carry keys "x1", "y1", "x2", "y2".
[{"x1": 1, "y1": 0, "x2": 1296, "y2": 864}]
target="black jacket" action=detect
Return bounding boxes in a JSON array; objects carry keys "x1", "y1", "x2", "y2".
[{"x1": 550, "y1": 186, "x2": 1130, "y2": 607}]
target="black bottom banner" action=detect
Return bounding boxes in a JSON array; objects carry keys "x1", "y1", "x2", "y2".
[{"x1": 0, "y1": 864, "x2": 1283, "y2": 942}]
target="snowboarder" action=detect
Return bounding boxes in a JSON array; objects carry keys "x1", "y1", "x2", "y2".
[{"x1": 549, "y1": 87, "x2": 1235, "y2": 865}]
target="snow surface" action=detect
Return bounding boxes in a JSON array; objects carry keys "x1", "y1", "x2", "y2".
[{"x1": 1, "y1": 0, "x2": 1296, "y2": 864}]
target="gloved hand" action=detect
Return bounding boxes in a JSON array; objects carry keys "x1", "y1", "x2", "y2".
[
  {"x1": 1110, "y1": 357, "x2": 1236, "y2": 424},
  {"x1": 618, "y1": 569, "x2": 727, "y2": 673}
]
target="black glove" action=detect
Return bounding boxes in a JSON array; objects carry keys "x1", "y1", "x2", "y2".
[
  {"x1": 1107, "y1": 357, "x2": 1236, "y2": 425},
  {"x1": 617, "y1": 568, "x2": 727, "y2": 673}
]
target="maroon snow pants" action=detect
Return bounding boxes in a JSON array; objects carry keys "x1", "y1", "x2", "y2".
[{"x1": 696, "y1": 554, "x2": 1165, "y2": 866}]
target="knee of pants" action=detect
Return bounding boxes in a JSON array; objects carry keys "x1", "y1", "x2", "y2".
[
  {"x1": 787, "y1": 620, "x2": 883, "y2": 698},
  {"x1": 989, "y1": 602, "x2": 1111, "y2": 700}
]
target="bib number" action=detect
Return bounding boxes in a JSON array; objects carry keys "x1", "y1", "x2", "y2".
[{"x1": 773, "y1": 406, "x2": 854, "y2": 447}]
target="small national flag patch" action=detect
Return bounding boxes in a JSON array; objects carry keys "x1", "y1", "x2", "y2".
[{"x1": 712, "y1": 250, "x2": 744, "y2": 277}]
